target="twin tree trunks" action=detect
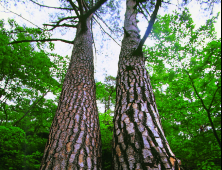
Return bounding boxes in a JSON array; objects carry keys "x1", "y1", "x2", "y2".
[{"x1": 40, "y1": 0, "x2": 181, "y2": 169}]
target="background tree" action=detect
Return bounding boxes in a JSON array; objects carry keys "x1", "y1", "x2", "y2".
[
  {"x1": 144, "y1": 9, "x2": 221, "y2": 169},
  {"x1": 0, "y1": 19, "x2": 67, "y2": 170},
  {"x1": 95, "y1": 76, "x2": 116, "y2": 169},
  {"x1": 96, "y1": 75, "x2": 116, "y2": 114}
]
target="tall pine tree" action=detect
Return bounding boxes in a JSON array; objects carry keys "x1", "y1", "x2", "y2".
[
  {"x1": 112, "y1": 0, "x2": 181, "y2": 169},
  {"x1": 32, "y1": 0, "x2": 108, "y2": 169}
]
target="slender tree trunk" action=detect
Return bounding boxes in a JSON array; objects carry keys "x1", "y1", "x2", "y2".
[
  {"x1": 112, "y1": 0, "x2": 181, "y2": 169},
  {"x1": 108, "y1": 95, "x2": 111, "y2": 111},
  {"x1": 105, "y1": 99, "x2": 107, "y2": 113},
  {"x1": 40, "y1": 16, "x2": 102, "y2": 170}
]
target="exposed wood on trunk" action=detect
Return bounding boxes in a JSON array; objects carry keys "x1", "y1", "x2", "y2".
[
  {"x1": 112, "y1": 0, "x2": 181, "y2": 169},
  {"x1": 40, "y1": 16, "x2": 102, "y2": 170}
]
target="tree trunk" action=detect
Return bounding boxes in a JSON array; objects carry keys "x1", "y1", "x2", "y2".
[
  {"x1": 105, "y1": 99, "x2": 107, "y2": 113},
  {"x1": 112, "y1": 0, "x2": 181, "y2": 169},
  {"x1": 108, "y1": 95, "x2": 111, "y2": 111},
  {"x1": 40, "y1": 16, "x2": 102, "y2": 170}
]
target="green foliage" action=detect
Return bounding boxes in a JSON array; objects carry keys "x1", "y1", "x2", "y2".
[
  {"x1": 99, "y1": 110, "x2": 113, "y2": 170},
  {"x1": 0, "y1": 18, "x2": 116, "y2": 170},
  {"x1": 96, "y1": 75, "x2": 116, "y2": 112},
  {"x1": 144, "y1": 8, "x2": 221, "y2": 170},
  {"x1": 96, "y1": 76, "x2": 116, "y2": 169},
  {"x1": 0, "y1": 19, "x2": 68, "y2": 170},
  {"x1": 0, "y1": 126, "x2": 26, "y2": 169},
  {"x1": 0, "y1": 5, "x2": 221, "y2": 170},
  {"x1": 0, "y1": 126, "x2": 47, "y2": 170},
  {"x1": 0, "y1": 18, "x2": 68, "y2": 126}
]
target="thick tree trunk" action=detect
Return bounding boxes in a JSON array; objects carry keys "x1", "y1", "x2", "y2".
[
  {"x1": 40, "y1": 17, "x2": 102, "y2": 170},
  {"x1": 112, "y1": 0, "x2": 181, "y2": 169}
]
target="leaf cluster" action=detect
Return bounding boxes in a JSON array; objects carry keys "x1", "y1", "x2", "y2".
[
  {"x1": 144, "y1": 9, "x2": 221, "y2": 169},
  {"x1": 98, "y1": 109, "x2": 113, "y2": 170},
  {"x1": 96, "y1": 75, "x2": 116, "y2": 105},
  {"x1": 0, "y1": 19, "x2": 69, "y2": 169}
]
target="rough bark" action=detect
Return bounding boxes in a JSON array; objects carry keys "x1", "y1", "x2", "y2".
[
  {"x1": 40, "y1": 16, "x2": 102, "y2": 170},
  {"x1": 112, "y1": 0, "x2": 181, "y2": 169}
]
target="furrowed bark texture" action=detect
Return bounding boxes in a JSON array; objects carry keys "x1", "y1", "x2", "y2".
[
  {"x1": 112, "y1": 0, "x2": 181, "y2": 169},
  {"x1": 40, "y1": 17, "x2": 102, "y2": 170}
]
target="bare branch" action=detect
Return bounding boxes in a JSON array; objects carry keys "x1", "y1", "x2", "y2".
[
  {"x1": 10, "y1": 38, "x2": 74, "y2": 44},
  {"x1": 162, "y1": 0, "x2": 179, "y2": 7},
  {"x1": 82, "y1": 0, "x2": 89, "y2": 12},
  {"x1": 29, "y1": 0, "x2": 73, "y2": 10},
  {"x1": 43, "y1": 23, "x2": 77, "y2": 31},
  {"x1": 141, "y1": 3, "x2": 152, "y2": 18},
  {"x1": 84, "y1": 0, "x2": 107, "y2": 19},
  {"x1": 138, "y1": 4, "x2": 148, "y2": 21},
  {"x1": 44, "y1": 16, "x2": 78, "y2": 31},
  {"x1": 93, "y1": 16, "x2": 121, "y2": 47},
  {"x1": 0, "y1": 2, "x2": 43, "y2": 30},
  {"x1": 52, "y1": 16, "x2": 78, "y2": 25},
  {"x1": 76, "y1": 0, "x2": 84, "y2": 16},
  {"x1": 67, "y1": 0, "x2": 80, "y2": 17},
  {"x1": 84, "y1": 2, "x2": 115, "y2": 35},
  {"x1": 94, "y1": 12, "x2": 114, "y2": 33},
  {"x1": 136, "y1": 0, "x2": 161, "y2": 53}
]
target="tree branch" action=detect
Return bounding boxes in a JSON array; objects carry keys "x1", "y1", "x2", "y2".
[
  {"x1": 82, "y1": 0, "x2": 89, "y2": 12},
  {"x1": 93, "y1": 16, "x2": 121, "y2": 47},
  {"x1": 29, "y1": 0, "x2": 73, "y2": 10},
  {"x1": 84, "y1": 0, "x2": 107, "y2": 19},
  {"x1": 134, "y1": 0, "x2": 161, "y2": 55},
  {"x1": 67, "y1": 0, "x2": 80, "y2": 17},
  {"x1": 94, "y1": 12, "x2": 114, "y2": 33},
  {"x1": 141, "y1": 3, "x2": 152, "y2": 18},
  {"x1": 46, "y1": 16, "x2": 78, "y2": 31},
  {"x1": 10, "y1": 38, "x2": 74, "y2": 44},
  {"x1": 84, "y1": 2, "x2": 117, "y2": 36},
  {"x1": 138, "y1": 4, "x2": 148, "y2": 22},
  {"x1": 162, "y1": 0, "x2": 179, "y2": 7},
  {"x1": 13, "y1": 91, "x2": 49, "y2": 126},
  {"x1": 208, "y1": 85, "x2": 220, "y2": 111},
  {"x1": 140, "y1": 0, "x2": 161, "y2": 45},
  {"x1": 76, "y1": 0, "x2": 84, "y2": 16},
  {"x1": 51, "y1": 16, "x2": 78, "y2": 25},
  {"x1": 43, "y1": 23, "x2": 77, "y2": 31},
  {"x1": 0, "y1": 2, "x2": 43, "y2": 30},
  {"x1": 184, "y1": 68, "x2": 221, "y2": 149}
]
